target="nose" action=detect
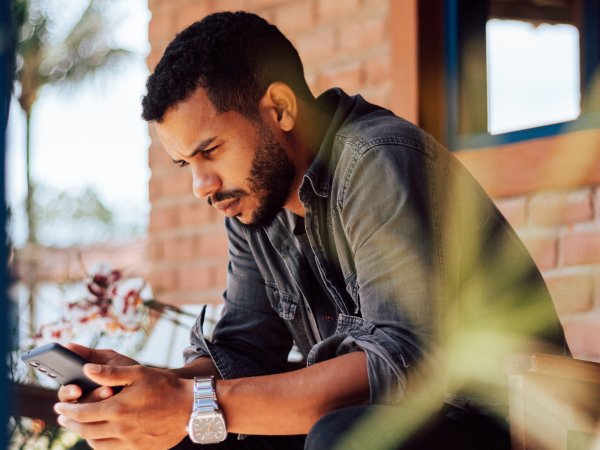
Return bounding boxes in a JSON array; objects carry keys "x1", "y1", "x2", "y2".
[{"x1": 191, "y1": 164, "x2": 221, "y2": 200}]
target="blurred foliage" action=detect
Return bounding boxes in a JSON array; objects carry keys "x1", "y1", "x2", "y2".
[
  {"x1": 12, "y1": 0, "x2": 131, "y2": 114},
  {"x1": 11, "y1": 0, "x2": 133, "y2": 245},
  {"x1": 26, "y1": 183, "x2": 144, "y2": 247}
]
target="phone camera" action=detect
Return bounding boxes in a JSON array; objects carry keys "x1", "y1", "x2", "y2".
[{"x1": 28, "y1": 361, "x2": 40, "y2": 367}]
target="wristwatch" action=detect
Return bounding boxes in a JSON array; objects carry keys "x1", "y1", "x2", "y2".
[{"x1": 187, "y1": 376, "x2": 228, "y2": 444}]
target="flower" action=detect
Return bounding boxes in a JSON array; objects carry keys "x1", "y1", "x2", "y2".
[{"x1": 31, "y1": 263, "x2": 152, "y2": 346}]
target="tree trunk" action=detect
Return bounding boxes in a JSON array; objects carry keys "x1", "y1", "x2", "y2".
[
  {"x1": 25, "y1": 110, "x2": 36, "y2": 337},
  {"x1": 25, "y1": 110, "x2": 34, "y2": 246}
]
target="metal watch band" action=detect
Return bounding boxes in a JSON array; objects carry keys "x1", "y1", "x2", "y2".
[{"x1": 192, "y1": 376, "x2": 219, "y2": 414}]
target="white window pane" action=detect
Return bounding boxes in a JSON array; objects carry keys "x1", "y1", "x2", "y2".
[{"x1": 486, "y1": 19, "x2": 581, "y2": 135}]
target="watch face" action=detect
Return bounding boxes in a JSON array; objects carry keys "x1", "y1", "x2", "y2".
[{"x1": 189, "y1": 414, "x2": 227, "y2": 444}]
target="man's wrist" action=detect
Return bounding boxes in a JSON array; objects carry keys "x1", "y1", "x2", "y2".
[
  {"x1": 180, "y1": 377, "x2": 195, "y2": 431},
  {"x1": 169, "y1": 357, "x2": 221, "y2": 379}
]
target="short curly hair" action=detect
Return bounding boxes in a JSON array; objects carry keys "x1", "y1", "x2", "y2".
[{"x1": 141, "y1": 11, "x2": 313, "y2": 122}]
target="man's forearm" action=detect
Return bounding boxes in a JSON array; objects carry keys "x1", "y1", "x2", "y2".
[
  {"x1": 217, "y1": 351, "x2": 369, "y2": 435},
  {"x1": 169, "y1": 356, "x2": 221, "y2": 379}
]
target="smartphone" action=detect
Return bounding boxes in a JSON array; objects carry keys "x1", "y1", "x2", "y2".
[{"x1": 21, "y1": 342, "x2": 101, "y2": 394}]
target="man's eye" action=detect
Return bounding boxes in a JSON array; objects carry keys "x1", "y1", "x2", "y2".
[
  {"x1": 176, "y1": 160, "x2": 189, "y2": 168},
  {"x1": 201, "y1": 145, "x2": 219, "y2": 157}
]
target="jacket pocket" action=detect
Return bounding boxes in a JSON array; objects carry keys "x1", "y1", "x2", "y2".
[{"x1": 264, "y1": 282, "x2": 299, "y2": 320}]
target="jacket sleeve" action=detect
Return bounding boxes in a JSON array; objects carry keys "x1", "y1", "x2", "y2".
[
  {"x1": 308, "y1": 142, "x2": 443, "y2": 404},
  {"x1": 183, "y1": 217, "x2": 294, "y2": 379}
]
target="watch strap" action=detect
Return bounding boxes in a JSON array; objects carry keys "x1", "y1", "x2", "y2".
[{"x1": 192, "y1": 376, "x2": 220, "y2": 414}]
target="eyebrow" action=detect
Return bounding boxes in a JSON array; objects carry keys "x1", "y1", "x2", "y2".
[{"x1": 171, "y1": 136, "x2": 217, "y2": 164}]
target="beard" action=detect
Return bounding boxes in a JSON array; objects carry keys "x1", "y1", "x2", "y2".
[
  {"x1": 209, "y1": 122, "x2": 296, "y2": 228},
  {"x1": 244, "y1": 123, "x2": 296, "y2": 227}
]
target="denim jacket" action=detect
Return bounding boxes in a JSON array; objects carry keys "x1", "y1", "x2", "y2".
[{"x1": 184, "y1": 88, "x2": 565, "y2": 406}]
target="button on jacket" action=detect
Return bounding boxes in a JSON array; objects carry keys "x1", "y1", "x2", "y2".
[{"x1": 184, "y1": 88, "x2": 566, "y2": 406}]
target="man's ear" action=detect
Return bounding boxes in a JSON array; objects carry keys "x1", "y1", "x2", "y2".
[{"x1": 260, "y1": 82, "x2": 297, "y2": 132}]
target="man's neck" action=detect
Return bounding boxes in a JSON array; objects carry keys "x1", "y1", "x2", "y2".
[{"x1": 284, "y1": 99, "x2": 333, "y2": 218}]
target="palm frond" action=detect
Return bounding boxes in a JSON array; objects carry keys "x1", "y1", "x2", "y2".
[{"x1": 15, "y1": 0, "x2": 135, "y2": 111}]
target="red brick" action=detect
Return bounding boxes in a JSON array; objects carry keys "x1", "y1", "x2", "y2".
[
  {"x1": 362, "y1": 0, "x2": 390, "y2": 13},
  {"x1": 149, "y1": 206, "x2": 179, "y2": 233},
  {"x1": 318, "y1": 61, "x2": 362, "y2": 94},
  {"x1": 248, "y1": 0, "x2": 289, "y2": 9},
  {"x1": 181, "y1": 199, "x2": 222, "y2": 225},
  {"x1": 214, "y1": 263, "x2": 229, "y2": 289},
  {"x1": 595, "y1": 187, "x2": 600, "y2": 220},
  {"x1": 529, "y1": 189, "x2": 593, "y2": 228},
  {"x1": 360, "y1": 87, "x2": 391, "y2": 110},
  {"x1": 563, "y1": 318, "x2": 600, "y2": 359},
  {"x1": 148, "y1": 175, "x2": 162, "y2": 202},
  {"x1": 520, "y1": 233, "x2": 558, "y2": 271},
  {"x1": 494, "y1": 196, "x2": 527, "y2": 229},
  {"x1": 147, "y1": 46, "x2": 167, "y2": 71},
  {"x1": 160, "y1": 170, "x2": 193, "y2": 198},
  {"x1": 162, "y1": 235, "x2": 199, "y2": 262},
  {"x1": 338, "y1": 16, "x2": 387, "y2": 53},
  {"x1": 148, "y1": 142, "x2": 171, "y2": 171},
  {"x1": 456, "y1": 130, "x2": 600, "y2": 199},
  {"x1": 595, "y1": 269, "x2": 600, "y2": 308},
  {"x1": 562, "y1": 229, "x2": 600, "y2": 266},
  {"x1": 273, "y1": 0, "x2": 315, "y2": 35},
  {"x1": 179, "y1": 264, "x2": 214, "y2": 291},
  {"x1": 198, "y1": 231, "x2": 229, "y2": 258},
  {"x1": 174, "y1": 3, "x2": 211, "y2": 31},
  {"x1": 316, "y1": 0, "x2": 361, "y2": 21},
  {"x1": 209, "y1": 0, "x2": 250, "y2": 12},
  {"x1": 148, "y1": 239, "x2": 164, "y2": 261},
  {"x1": 161, "y1": 290, "x2": 223, "y2": 306},
  {"x1": 294, "y1": 28, "x2": 335, "y2": 64},
  {"x1": 149, "y1": 266, "x2": 179, "y2": 293},
  {"x1": 149, "y1": 0, "x2": 192, "y2": 15},
  {"x1": 148, "y1": 11, "x2": 175, "y2": 47},
  {"x1": 545, "y1": 271, "x2": 593, "y2": 315},
  {"x1": 179, "y1": 202, "x2": 213, "y2": 228},
  {"x1": 364, "y1": 53, "x2": 391, "y2": 87}
]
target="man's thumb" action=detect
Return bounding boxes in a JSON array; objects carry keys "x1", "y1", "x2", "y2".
[{"x1": 83, "y1": 363, "x2": 138, "y2": 386}]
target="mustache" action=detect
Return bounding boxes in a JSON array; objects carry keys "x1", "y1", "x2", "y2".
[{"x1": 207, "y1": 189, "x2": 248, "y2": 206}]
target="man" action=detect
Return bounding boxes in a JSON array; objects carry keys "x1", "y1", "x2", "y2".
[{"x1": 54, "y1": 11, "x2": 567, "y2": 450}]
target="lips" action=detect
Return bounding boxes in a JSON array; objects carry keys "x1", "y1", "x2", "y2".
[{"x1": 214, "y1": 198, "x2": 241, "y2": 217}]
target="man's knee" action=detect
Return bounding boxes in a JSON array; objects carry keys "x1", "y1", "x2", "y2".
[{"x1": 305, "y1": 406, "x2": 375, "y2": 450}]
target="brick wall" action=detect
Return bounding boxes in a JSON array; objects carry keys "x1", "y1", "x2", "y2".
[
  {"x1": 146, "y1": 0, "x2": 600, "y2": 358},
  {"x1": 458, "y1": 131, "x2": 600, "y2": 359}
]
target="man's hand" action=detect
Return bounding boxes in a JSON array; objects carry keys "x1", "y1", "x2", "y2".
[
  {"x1": 57, "y1": 343, "x2": 138, "y2": 404},
  {"x1": 55, "y1": 363, "x2": 194, "y2": 450}
]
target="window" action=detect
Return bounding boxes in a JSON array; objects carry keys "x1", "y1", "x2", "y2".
[
  {"x1": 418, "y1": 0, "x2": 600, "y2": 150},
  {"x1": 486, "y1": 19, "x2": 580, "y2": 135}
]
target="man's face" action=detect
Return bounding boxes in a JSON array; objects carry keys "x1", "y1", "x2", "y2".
[{"x1": 155, "y1": 87, "x2": 296, "y2": 227}]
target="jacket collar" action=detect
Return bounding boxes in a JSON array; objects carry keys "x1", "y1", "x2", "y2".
[{"x1": 300, "y1": 88, "x2": 356, "y2": 199}]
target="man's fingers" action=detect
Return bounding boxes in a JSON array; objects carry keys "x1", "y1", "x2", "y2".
[
  {"x1": 58, "y1": 384, "x2": 82, "y2": 403},
  {"x1": 55, "y1": 399, "x2": 116, "y2": 423},
  {"x1": 57, "y1": 415, "x2": 113, "y2": 440},
  {"x1": 58, "y1": 384, "x2": 114, "y2": 404},
  {"x1": 83, "y1": 363, "x2": 142, "y2": 386},
  {"x1": 80, "y1": 386, "x2": 115, "y2": 403},
  {"x1": 64, "y1": 343, "x2": 128, "y2": 365}
]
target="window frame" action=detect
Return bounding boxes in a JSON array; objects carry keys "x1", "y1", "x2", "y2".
[{"x1": 418, "y1": 0, "x2": 600, "y2": 151}]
